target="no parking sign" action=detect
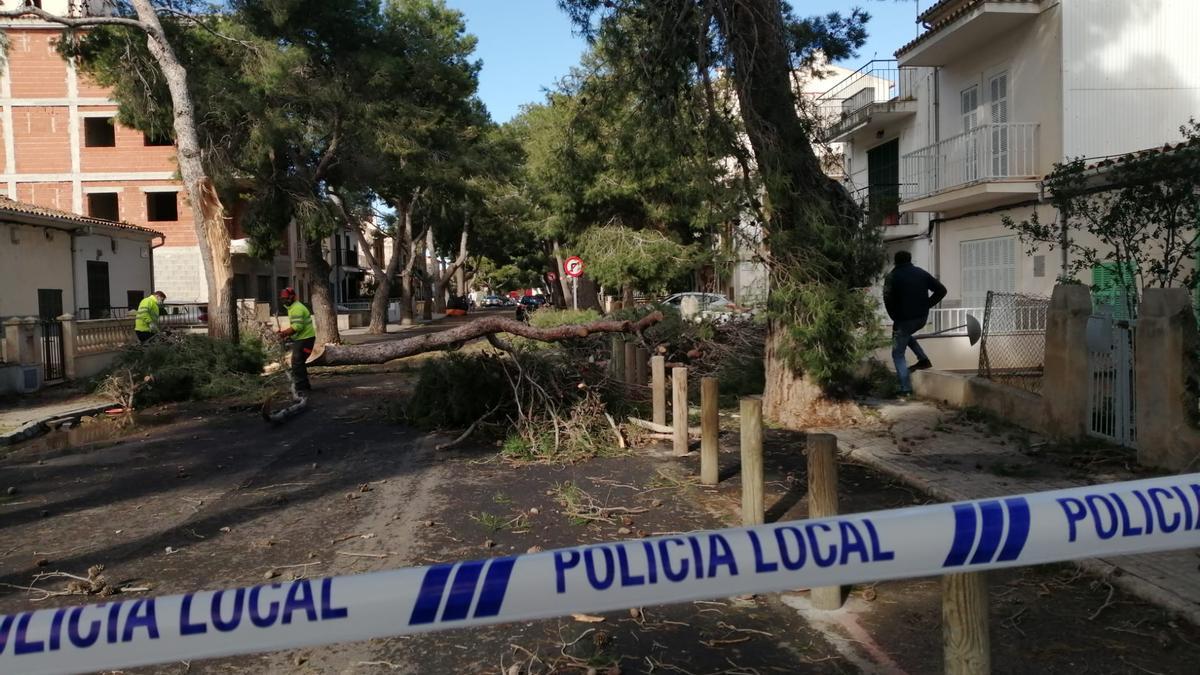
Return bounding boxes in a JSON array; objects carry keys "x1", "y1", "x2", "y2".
[{"x1": 564, "y1": 256, "x2": 585, "y2": 278}]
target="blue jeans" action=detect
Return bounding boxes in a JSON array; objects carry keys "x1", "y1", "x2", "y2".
[{"x1": 892, "y1": 317, "x2": 930, "y2": 394}]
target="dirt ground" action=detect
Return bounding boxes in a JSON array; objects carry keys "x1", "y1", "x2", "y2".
[{"x1": 2, "y1": 367, "x2": 1199, "y2": 674}]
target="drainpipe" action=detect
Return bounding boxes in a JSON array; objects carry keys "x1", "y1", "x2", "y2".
[
  {"x1": 931, "y1": 67, "x2": 942, "y2": 279},
  {"x1": 150, "y1": 233, "x2": 166, "y2": 295}
]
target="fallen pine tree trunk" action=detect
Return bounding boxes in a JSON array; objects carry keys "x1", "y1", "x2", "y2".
[{"x1": 307, "y1": 312, "x2": 664, "y2": 367}]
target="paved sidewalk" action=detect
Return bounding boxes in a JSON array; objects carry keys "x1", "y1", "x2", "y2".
[
  {"x1": 823, "y1": 399, "x2": 1200, "y2": 626},
  {"x1": 0, "y1": 394, "x2": 114, "y2": 445}
]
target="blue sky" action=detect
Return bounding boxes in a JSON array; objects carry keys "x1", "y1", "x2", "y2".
[{"x1": 445, "y1": 0, "x2": 928, "y2": 123}]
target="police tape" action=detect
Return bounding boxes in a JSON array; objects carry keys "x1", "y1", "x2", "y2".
[{"x1": 4, "y1": 473, "x2": 1200, "y2": 675}]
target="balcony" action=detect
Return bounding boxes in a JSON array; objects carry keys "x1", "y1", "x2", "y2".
[
  {"x1": 813, "y1": 61, "x2": 919, "y2": 143},
  {"x1": 897, "y1": 0, "x2": 1044, "y2": 68},
  {"x1": 900, "y1": 123, "x2": 1041, "y2": 213}
]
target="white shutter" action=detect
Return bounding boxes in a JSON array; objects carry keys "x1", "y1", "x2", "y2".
[
  {"x1": 989, "y1": 73, "x2": 1009, "y2": 176},
  {"x1": 961, "y1": 236, "x2": 1017, "y2": 311}
]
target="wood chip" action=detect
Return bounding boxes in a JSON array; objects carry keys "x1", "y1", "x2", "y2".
[{"x1": 572, "y1": 613, "x2": 606, "y2": 623}]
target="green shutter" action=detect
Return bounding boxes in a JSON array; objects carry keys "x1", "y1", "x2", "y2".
[{"x1": 1092, "y1": 263, "x2": 1137, "y2": 319}]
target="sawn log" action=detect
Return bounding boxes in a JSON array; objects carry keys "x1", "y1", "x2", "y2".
[{"x1": 307, "y1": 312, "x2": 664, "y2": 367}]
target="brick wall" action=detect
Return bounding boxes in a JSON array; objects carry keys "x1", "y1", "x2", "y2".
[
  {"x1": 6, "y1": 30, "x2": 69, "y2": 99},
  {"x1": 78, "y1": 105, "x2": 177, "y2": 173},
  {"x1": 16, "y1": 182, "x2": 72, "y2": 211},
  {"x1": 12, "y1": 107, "x2": 72, "y2": 173}
]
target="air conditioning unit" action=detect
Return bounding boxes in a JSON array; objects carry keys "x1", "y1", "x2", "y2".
[{"x1": 11, "y1": 365, "x2": 42, "y2": 394}]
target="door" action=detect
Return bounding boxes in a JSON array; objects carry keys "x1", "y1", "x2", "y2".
[
  {"x1": 86, "y1": 260, "x2": 111, "y2": 318},
  {"x1": 961, "y1": 86, "x2": 980, "y2": 183},
  {"x1": 867, "y1": 140, "x2": 901, "y2": 225},
  {"x1": 989, "y1": 72, "x2": 1010, "y2": 177}
]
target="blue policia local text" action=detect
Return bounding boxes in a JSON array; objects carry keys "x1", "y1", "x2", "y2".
[
  {"x1": 555, "y1": 517, "x2": 895, "y2": 593},
  {"x1": 0, "y1": 578, "x2": 348, "y2": 656},
  {"x1": 1058, "y1": 483, "x2": 1200, "y2": 542}
]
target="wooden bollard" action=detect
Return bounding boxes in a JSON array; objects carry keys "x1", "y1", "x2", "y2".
[
  {"x1": 943, "y1": 572, "x2": 990, "y2": 675},
  {"x1": 672, "y1": 366, "x2": 689, "y2": 457},
  {"x1": 635, "y1": 347, "x2": 648, "y2": 387},
  {"x1": 611, "y1": 336, "x2": 625, "y2": 379},
  {"x1": 740, "y1": 396, "x2": 764, "y2": 525},
  {"x1": 624, "y1": 341, "x2": 637, "y2": 387},
  {"x1": 700, "y1": 377, "x2": 719, "y2": 485},
  {"x1": 651, "y1": 355, "x2": 667, "y2": 425},
  {"x1": 807, "y1": 433, "x2": 843, "y2": 609}
]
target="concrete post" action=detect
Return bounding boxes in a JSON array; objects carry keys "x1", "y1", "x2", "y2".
[
  {"x1": 2, "y1": 318, "x2": 21, "y2": 365},
  {"x1": 17, "y1": 317, "x2": 39, "y2": 366},
  {"x1": 58, "y1": 314, "x2": 78, "y2": 381},
  {"x1": 1135, "y1": 288, "x2": 1200, "y2": 471},
  {"x1": 1041, "y1": 284, "x2": 1092, "y2": 439}
]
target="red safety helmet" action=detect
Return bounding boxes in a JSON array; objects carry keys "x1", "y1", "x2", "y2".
[{"x1": 280, "y1": 287, "x2": 297, "y2": 301}]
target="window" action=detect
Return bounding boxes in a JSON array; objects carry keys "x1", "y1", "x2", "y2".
[
  {"x1": 37, "y1": 289, "x2": 62, "y2": 320},
  {"x1": 960, "y1": 236, "x2": 1015, "y2": 310},
  {"x1": 83, "y1": 117, "x2": 116, "y2": 147},
  {"x1": 126, "y1": 290, "x2": 145, "y2": 310},
  {"x1": 145, "y1": 192, "x2": 178, "y2": 221},
  {"x1": 86, "y1": 192, "x2": 119, "y2": 221},
  {"x1": 867, "y1": 140, "x2": 900, "y2": 226},
  {"x1": 143, "y1": 131, "x2": 173, "y2": 147}
]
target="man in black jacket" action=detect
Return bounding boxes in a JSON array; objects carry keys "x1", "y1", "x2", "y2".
[{"x1": 883, "y1": 251, "x2": 947, "y2": 395}]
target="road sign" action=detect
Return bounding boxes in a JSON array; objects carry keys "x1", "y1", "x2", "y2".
[{"x1": 564, "y1": 256, "x2": 585, "y2": 278}]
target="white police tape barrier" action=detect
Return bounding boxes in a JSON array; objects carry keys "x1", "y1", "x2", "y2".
[{"x1": 4, "y1": 473, "x2": 1200, "y2": 674}]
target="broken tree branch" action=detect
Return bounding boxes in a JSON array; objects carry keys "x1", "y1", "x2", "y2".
[
  {"x1": 308, "y1": 312, "x2": 664, "y2": 366},
  {"x1": 627, "y1": 417, "x2": 701, "y2": 437}
]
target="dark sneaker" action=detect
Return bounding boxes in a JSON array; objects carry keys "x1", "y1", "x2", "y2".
[{"x1": 910, "y1": 359, "x2": 933, "y2": 371}]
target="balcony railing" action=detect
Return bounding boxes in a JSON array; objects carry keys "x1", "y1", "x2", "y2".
[
  {"x1": 901, "y1": 123, "x2": 1039, "y2": 200},
  {"x1": 813, "y1": 60, "x2": 920, "y2": 140}
]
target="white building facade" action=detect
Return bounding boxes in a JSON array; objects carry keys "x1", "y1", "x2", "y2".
[{"x1": 813, "y1": 0, "x2": 1200, "y2": 367}]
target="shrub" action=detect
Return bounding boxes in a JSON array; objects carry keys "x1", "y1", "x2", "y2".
[{"x1": 102, "y1": 334, "x2": 274, "y2": 406}]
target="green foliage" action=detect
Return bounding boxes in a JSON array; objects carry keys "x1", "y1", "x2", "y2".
[
  {"x1": 768, "y1": 281, "x2": 886, "y2": 393},
  {"x1": 392, "y1": 352, "x2": 511, "y2": 430},
  {"x1": 103, "y1": 335, "x2": 271, "y2": 406},
  {"x1": 574, "y1": 225, "x2": 701, "y2": 295},
  {"x1": 1004, "y1": 120, "x2": 1200, "y2": 303}
]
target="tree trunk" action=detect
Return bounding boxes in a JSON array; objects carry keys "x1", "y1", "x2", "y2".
[
  {"x1": 310, "y1": 312, "x2": 665, "y2": 366},
  {"x1": 553, "y1": 240, "x2": 572, "y2": 309},
  {"x1": 395, "y1": 200, "x2": 420, "y2": 326},
  {"x1": 422, "y1": 227, "x2": 435, "y2": 320},
  {"x1": 576, "y1": 276, "x2": 602, "y2": 311},
  {"x1": 434, "y1": 225, "x2": 469, "y2": 314},
  {"x1": 761, "y1": 326, "x2": 860, "y2": 427},
  {"x1": 306, "y1": 237, "x2": 341, "y2": 345},
  {"x1": 131, "y1": 0, "x2": 236, "y2": 340},
  {"x1": 714, "y1": 0, "x2": 866, "y2": 426},
  {"x1": 622, "y1": 284, "x2": 635, "y2": 308}
]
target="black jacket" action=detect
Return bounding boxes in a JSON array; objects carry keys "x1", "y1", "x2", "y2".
[{"x1": 883, "y1": 262, "x2": 947, "y2": 322}]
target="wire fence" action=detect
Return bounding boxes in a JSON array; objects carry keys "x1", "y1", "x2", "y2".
[{"x1": 978, "y1": 291, "x2": 1050, "y2": 394}]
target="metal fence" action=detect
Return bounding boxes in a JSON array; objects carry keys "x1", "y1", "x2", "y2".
[
  {"x1": 1086, "y1": 315, "x2": 1137, "y2": 447},
  {"x1": 978, "y1": 291, "x2": 1050, "y2": 394}
]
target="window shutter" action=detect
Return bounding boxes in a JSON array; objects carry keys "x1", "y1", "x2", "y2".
[{"x1": 962, "y1": 236, "x2": 1017, "y2": 310}]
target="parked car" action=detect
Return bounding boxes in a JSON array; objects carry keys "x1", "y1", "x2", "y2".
[
  {"x1": 515, "y1": 295, "x2": 547, "y2": 321},
  {"x1": 481, "y1": 295, "x2": 504, "y2": 308},
  {"x1": 662, "y1": 292, "x2": 736, "y2": 313}
]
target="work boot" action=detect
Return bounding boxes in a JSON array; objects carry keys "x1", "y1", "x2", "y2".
[{"x1": 910, "y1": 358, "x2": 933, "y2": 371}]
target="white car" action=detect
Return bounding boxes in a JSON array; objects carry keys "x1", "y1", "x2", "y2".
[{"x1": 663, "y1": 292, "x2": 736, "y2": 314}]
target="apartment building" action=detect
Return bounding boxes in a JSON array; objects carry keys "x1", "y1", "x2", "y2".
[
  {"x1": 816, "y1": 0, "x2": 1200, "y2": 331},
  {"x1": 0, "y1": 0, "x2": 293, "y2": 308}
]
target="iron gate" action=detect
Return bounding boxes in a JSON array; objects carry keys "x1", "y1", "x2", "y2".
[
  {"x1": 1086, "y1": 315, "x2": 1136, "y2": 447},
  {"x1": 40, "y1": 319, "x2": 65, "y2": 382}
]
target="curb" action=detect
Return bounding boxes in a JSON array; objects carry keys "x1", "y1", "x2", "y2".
[
  {"x1": 0, "y1": 402, "x2": 116, "y2": 447},
  {"x1": 842, "y1": 442, "x2": 1200, "y2": 627}
]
